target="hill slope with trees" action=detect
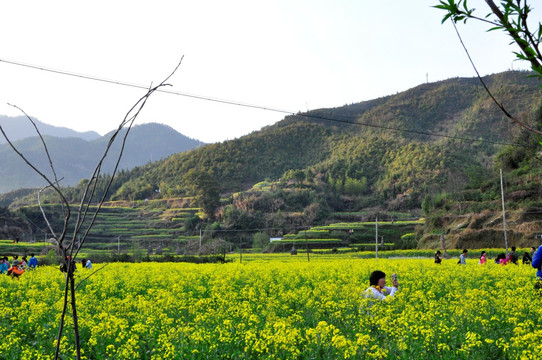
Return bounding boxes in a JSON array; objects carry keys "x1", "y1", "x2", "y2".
[
  {"x1": 3, "y1": 71, "x2": 542, "y2": 252},
  {"x1": 108, "y1": 71, "x2": 542, "y2": 213}
]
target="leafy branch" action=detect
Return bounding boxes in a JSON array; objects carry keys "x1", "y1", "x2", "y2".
[
  {"x1": 435, "y1": 0, "x2": 542, "y2": 135},
  {"x1": 436, "y1": 0, "x2": 542, "y2": 74}
]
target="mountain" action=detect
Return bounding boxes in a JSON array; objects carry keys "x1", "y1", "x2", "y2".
[
  {"x1": 107, "y1": 71, "x2": 542, "y2": 212},
  {"x1": 0, "y1": 122, "x2": 206, "y2": 194},
  {"x1": 0, "y1": 115, "x2": 100, "y2": 143}
]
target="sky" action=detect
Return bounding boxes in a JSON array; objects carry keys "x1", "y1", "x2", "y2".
[{"x1": 0, "y1": 1, "x2": 540, "y2": 144}]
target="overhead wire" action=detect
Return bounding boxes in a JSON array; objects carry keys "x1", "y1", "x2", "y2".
[{"x1": 0, "y1": 57, "x2": 537, "y2": 149}]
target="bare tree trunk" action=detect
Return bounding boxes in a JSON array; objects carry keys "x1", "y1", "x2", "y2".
[
  {"x1": 70, "y1": 269, "x2": 81, "y2": 360},
  {"x1": 55, "y1": 270, "x2": 71, "y2": 360}
]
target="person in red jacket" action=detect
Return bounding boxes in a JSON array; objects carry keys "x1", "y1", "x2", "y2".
[{"x1": 7, "y1": 259, "x2": 25, "y2": 279}]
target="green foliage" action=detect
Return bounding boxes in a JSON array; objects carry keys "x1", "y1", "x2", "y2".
[
  {"x1": 183, "y1": 215, "x2": 201, "y2": 233},
  {"x1": 281, "y1": 169, "x2": 306, "y2": 184},
  {"x1": 182, "y1": 168, "x2": 220, "y2": 220},
  {"x1": 77, "y1": 71, "x2": 542, "y2": 217},
  {"x1": 343, "y1": 177, "x2": 367, "y2": 195},
  {"x1": 395, "y1": 233, "x2": 418, "y2": 250},
  {"x1": 435, "y1": 0, "x2": 542, "y2": 79},
  {"x1": 252, "y1": 232, "x2": 269, "y2": 249},
  {"x1": 38, "y1": 249, "x2": 59, "y2": 266}
]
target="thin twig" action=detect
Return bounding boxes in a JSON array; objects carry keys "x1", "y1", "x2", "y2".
[
  {"x1": 74, "y1": 263, "x2": 110, "y2": 291},
  {"x1": 451, "y1": 21, "x2": 542, "y2": 135}
]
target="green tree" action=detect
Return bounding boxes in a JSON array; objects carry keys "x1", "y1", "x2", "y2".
[
  {"x1": 343, "y1": 177, "x2": 367, "y2": 195},
  {"x1": 281, "y1": 169, "x2": 306, "y2": 184},
  {"x1": 183, "y1": 168, "x2": 220, "y2": 220},
  {"x1": 253, "y1": 232, "x2": 270, "y2": 249}
]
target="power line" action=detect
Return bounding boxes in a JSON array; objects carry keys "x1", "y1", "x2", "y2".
[
  {"x1": 0, "y1": 57, "x2": 294, "y2": 115},
  {"x1": 0, "y1": 57, "x2": 536, "y2": 149}
]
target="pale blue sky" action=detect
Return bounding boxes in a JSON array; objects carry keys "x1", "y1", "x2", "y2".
[{"x1": 0, "y1": 1, "x2": 539, "y2": 143}]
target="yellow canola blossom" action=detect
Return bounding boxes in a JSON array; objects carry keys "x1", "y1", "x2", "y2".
[{"x1": 0, "y1": 256, "x2": 541, "y2": 359}]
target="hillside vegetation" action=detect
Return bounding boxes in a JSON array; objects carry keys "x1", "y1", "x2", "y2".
[
  {"x1": 97, "y1": 71, "x2": 542, "y2": 212},
  {"x1": 420, "y1": 123, "x2": 542, "y2": 250},
  {"x1": 2, "y1": 71, "x2": 542, "y2": 253}
]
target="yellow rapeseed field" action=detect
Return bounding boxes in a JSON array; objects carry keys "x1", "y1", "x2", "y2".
[{"x1": 1, "y1": 254, "x2": 541, "y2": 359}]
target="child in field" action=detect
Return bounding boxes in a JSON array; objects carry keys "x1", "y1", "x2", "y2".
[{"x1": 364, "y1": 270, "x2": 399, "y2": 300}]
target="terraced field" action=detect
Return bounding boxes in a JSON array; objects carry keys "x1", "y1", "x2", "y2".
[
  {"x1": 8, "y1": 203, "x2": 421, "y2": 258},
  {"x1": 15, "y1": 203, "x2": 201, "y2": 256}
]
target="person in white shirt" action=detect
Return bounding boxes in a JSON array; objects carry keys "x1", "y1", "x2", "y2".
[
  {"x1": 459, "y1": 249, "x2": 468, "y2": 265},
  {"x1": 364, "y1": 270, "x2": 399, "y2": 300}
]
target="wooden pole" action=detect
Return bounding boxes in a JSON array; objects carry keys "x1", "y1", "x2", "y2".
[
  {"x1": 375, "y1": 216, "x2": 379, "y2": 260},
  {"x1": 500, "y1": 169, "x2": 509, "y2": 253},
  {"x1": 305, "y1": 230, "x2": 310, "y2": 262}
]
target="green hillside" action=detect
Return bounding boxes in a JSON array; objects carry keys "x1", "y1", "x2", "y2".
[
  {"x1": 3, "y1": 71, "x2": 542, "y2": 254},
  {"x1": 106, "y1": 71, "x2": 542, "y2": 211}
]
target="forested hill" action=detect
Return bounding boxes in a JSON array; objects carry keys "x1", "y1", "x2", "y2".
[{"x1": 73, "y1": 71, "x2": 542, "y2": 212}]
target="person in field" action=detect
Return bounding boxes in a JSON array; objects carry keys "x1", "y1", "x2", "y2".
[
  {"x1": 364, "y1": 270, "x2": 399, "y2": 300},
  {"x1": 495, "y1": 253, "x2": 507, "y2": 265},
  {"x1": 479, "y1": 251, "x2": 487, "y2": 265},
  {"x1": 21, "y1": 256, "x2": 29, "y2": 269},
  {"x1": 0, "y1": 257, "x2": 8, "y2": 274},
  {"x1": 434, "y1": 250, "x2": 442, "y2": 264},
  {"x1": 458, "y1": 249, "x2": 468, "y2": 265},
  {"x1": 532, "y1": 243, "x2": 542, "y2": 290},
  {"x1": 523, "y1": 251, "x2": 532, "y2": 265},
  {"x1": 83, "y1": 258, "x2": 92, "y2": 269},
  {"x1": 507, "y1": 246, "x2": 519, "y2": 265},
  {"x1": 7, "y1": 259, "x2": 24, "y2": 279},
  {"x1": 28, "y1": 254, "x2": 38, "y2": 269}
]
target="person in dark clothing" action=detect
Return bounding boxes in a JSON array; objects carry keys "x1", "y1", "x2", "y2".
[
  {"x1": 523, "y1": 251, "x2": 532, "y2": 265},
  {"x1": 434, "y1": 250, "x2": 442, "y2": 264}
]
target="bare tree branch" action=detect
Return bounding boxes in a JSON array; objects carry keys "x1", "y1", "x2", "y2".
[
  {"x1": 3, "y1": 56, "x2": 185, "y2": 360},
  {"x1": 38, "y1": 181, "x2": 63, "y2": 240},
  {"x1": 74, "y1": 263, "x2": 110, "y2": 291}
]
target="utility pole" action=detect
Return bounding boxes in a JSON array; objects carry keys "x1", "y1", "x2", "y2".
[
  {"x1": 500, "y1": 169, "x2": 509, "y2": 253},
  {"x1": 118, "y1": 236, "x2": 121, "y2": 255},
  {"x1": 375, "y1": 216, "x2": 379, "y2": 260},
  {"x1": 305, "y1": 230, "x2": 310, "y2": 262}
]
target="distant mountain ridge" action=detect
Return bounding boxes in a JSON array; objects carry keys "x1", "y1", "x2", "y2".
[
  {"x1": 0, "y1": 115, "x2": 101, "y2": 143},
  {"x1": 0, "y1": 121, "x2": 206, "y2": 193}
]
